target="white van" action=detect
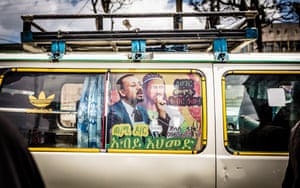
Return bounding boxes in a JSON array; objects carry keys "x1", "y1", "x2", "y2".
[{"x1": 0, "y1": 51, "x2": 299, "y2": 188}]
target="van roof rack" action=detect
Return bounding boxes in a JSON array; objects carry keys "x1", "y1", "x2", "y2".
[{"x1": 21, "y1": 11, "x2": 258, "y2": 61}]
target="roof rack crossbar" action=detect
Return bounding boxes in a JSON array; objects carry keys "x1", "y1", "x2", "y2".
[
  {"x1": 21, "y1": 11, "x2": 257, "y2": 20},
  {"x1": 20, "y1": 11, "x2": 258, "y2": 53},
  {"x1": 27, "y1": 29, "x2": 253, "y2": 41}
]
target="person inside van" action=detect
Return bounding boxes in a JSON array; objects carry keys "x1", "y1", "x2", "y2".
[
  {"x1": 243, "y1": 103, "x2": 289, "y2": 151},
  {"x1": 0, "y1": 114, "x2": 45, "y2": 188}
]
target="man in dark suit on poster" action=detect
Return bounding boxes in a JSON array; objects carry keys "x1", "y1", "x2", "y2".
[
  {"x1": 107, "y1": 73, "x2": 171, "y2": 139},
  {"x1": 107, "y1": 74, "x2": 150, "y2": 129}
]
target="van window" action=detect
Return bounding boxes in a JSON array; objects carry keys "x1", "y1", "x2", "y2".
[
  {"x1": 0, "y1": 68, "x2": 205, "y2": 153},
  {"x1": 107, "y1": 72, "x2": 204, "y2": 152},
  {"x1": 224, "y1": 71, "x2": 300, "y2": 153},
  {"x1": 0, "y1": 70, "x2": 101, "y2": 147}
]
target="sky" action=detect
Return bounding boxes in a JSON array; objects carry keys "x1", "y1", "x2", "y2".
[
  {"x1": 0, "y1": 0, "x2": 199, "y2": 44},
  {"x1": 0, "y1": 0, "x2": 299, "y2": 44}
]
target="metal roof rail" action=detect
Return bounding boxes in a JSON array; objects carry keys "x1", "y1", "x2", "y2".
[{"x1": 21, "y1": 11, "x2": 258, "y2": 55}]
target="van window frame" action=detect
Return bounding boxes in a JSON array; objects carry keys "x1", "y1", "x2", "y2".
[
  {"x1": 0, "y1": 67, "x2": 207, "y2": 154},
  {"x1": 223, "y1": 70, "x2": 300, "y2": 156}
]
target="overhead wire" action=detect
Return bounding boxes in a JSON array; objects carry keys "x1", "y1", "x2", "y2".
[{"x1": 67, "y1": 0, "x2": 91, "y2": 27}]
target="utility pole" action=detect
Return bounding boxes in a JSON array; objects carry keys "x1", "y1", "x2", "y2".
[
  {"x1": 176, "y1": 0, "x2": 182, "y2": 12},
  {"x1": 174, "y1": 0, "x2": 183, "y2": 30}
]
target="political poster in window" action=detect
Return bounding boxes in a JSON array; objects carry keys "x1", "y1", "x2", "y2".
[{"x1": 107, "y1": 72, "x2": 203, "y2": 151}]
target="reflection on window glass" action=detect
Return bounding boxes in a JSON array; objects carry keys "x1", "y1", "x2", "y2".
[
  {"x1": 0, "y1": 71, "x2": 104, "y2": 148},
  {"x1": 225, "y1": 73, "x2": 300, "y2": 152}
]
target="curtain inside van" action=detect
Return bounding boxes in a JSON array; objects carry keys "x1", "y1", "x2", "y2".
[{"x1": 77, "y1": 75, "x2": 105, "y2": 148}]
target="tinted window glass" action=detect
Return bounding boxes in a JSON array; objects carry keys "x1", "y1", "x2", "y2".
[
  {"x1": 225, "y1": 73, "x2": 300, "y2": 153},
  {"x1": 0, "y1": 71, "x2": 104, "y2": 148}
]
